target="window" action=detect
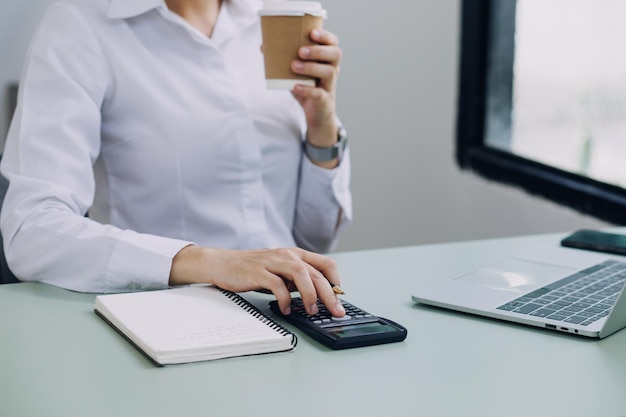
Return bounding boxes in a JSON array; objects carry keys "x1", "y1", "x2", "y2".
[{"x1": 457, "y1": 0, "x2": 626, "y2": 224}]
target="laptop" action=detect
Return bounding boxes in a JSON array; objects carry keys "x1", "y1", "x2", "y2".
[{"x1": 411, "y1": 245, "x2": 626, "y2": 338}]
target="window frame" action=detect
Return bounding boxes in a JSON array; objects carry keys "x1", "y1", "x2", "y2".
[{"x1": 456, "y1": 0, "x2": 626, "y2": 225}]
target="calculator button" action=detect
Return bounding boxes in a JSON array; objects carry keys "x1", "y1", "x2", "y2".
[{"x1": 331, "y1": 315, "x2": 352, "y2": 321}]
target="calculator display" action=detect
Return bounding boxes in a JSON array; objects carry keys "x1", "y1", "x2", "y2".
[{"x1": 326, "y1": 321, "x2": 399, "y2": 338}]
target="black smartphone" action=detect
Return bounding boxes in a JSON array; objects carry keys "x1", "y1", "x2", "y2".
[{"x1": 560, "y1": 229, "x2": 626, "y2": 256}]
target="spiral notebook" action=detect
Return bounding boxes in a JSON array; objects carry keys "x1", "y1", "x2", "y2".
[{"x1": 94, "y1": 285, "x2": 297, "y2": 365}]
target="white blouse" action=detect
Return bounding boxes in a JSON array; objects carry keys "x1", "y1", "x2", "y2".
[{"x1": 0, "y1": 0, "x2": 352, "y2": 293}]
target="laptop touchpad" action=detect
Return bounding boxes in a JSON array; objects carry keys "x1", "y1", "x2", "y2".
[{"x1": 455, "y1": 258, "x2": 575, "y2": 293}]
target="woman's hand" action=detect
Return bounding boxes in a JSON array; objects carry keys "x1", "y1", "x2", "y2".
[
  {"x1": 291, "y1": 28, "x2": 342, "y2": 167},
  {"x1": 169, "y1": 245, "x2": 346, "y2": 317}
]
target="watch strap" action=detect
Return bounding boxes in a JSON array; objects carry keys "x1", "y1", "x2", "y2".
[{"x1": 304, "y1": 124, "x2": 348, "y2": 163}]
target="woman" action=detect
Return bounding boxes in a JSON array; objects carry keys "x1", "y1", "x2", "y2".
[{"x1": 0, "y1": 0, "x2": 352, "y2": 317}]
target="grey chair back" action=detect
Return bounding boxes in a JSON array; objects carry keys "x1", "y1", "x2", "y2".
[
  {"x1": 1, "y1": 84, "x2": 20, "y2": 283},
  {"x1": 0, "y1": 170, "x2": 18, "y2": 284}
]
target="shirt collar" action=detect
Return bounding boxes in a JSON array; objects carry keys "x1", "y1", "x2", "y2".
[
  {"x1": 228, "y1": 0, "x2": 264, "y2": 23},
  {"x1": 107, "y1": 0, "x2": 165, "y2": 19},
  {"x1": 107, "y1": 0, "x2": 263, "y2": 20}
]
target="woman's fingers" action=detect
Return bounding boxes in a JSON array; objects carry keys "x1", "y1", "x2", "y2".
[{"x1": 172, "y1": 247, "x2": 345, "y2": 317}]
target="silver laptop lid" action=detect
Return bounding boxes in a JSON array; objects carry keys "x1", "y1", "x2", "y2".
[{"x1": 412, "y1": 246, "x2": 626, "y2": 338}]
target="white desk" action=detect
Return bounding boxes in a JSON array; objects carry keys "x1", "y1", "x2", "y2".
[{"x1": 2, "y1": 232, "x2": 626, "y2": 417}]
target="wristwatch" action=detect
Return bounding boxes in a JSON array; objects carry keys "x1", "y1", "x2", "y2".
[{"x1": 304, "y1": 124, "x2": 348, "y2": 163}]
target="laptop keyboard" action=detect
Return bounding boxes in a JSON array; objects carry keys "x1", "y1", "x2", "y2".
[{"x1": 497, "y1": 260, "x2": 626, "y2": 326}]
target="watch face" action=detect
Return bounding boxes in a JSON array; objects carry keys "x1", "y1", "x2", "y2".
[{"x1": 338, "y1": 125, "x2": 348, "y2": 142}]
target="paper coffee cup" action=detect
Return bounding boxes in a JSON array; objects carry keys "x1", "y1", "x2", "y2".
[{"x1": 259, "y1": 1, "x2": 327, "y2": 90}]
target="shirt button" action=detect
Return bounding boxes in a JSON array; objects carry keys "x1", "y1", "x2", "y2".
[{"x1": 128, "y1": 281, "x2": 141, "y2": 291}]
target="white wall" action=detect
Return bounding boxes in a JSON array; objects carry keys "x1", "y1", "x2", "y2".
[
  {"x1": 0, "y1": 0, "x2": 610, "y2": 253},
  {"x1": 324, "y1": 0, "x2": 609, "y2": 251}
]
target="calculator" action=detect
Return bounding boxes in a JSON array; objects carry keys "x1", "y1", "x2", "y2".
[{"x1": 269, "y1": 297, "x2": 408, "y2": 350}]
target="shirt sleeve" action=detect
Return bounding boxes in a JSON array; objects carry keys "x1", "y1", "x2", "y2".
[
  {"x1": 293, "y1": 147, "x2": 353, "y2": 253},
  {"x1": 0, "y1": 3, "x2": 191, "y2": 293}
]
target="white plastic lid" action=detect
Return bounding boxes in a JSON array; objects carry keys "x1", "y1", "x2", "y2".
[{"x1": 259, "y1": 1, "x2": 327, "y2": 17}]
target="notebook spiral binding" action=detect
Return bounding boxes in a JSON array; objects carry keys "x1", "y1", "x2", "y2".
[{"x1": 218, "y1": 288, "x2": 298, "y2": 347}]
